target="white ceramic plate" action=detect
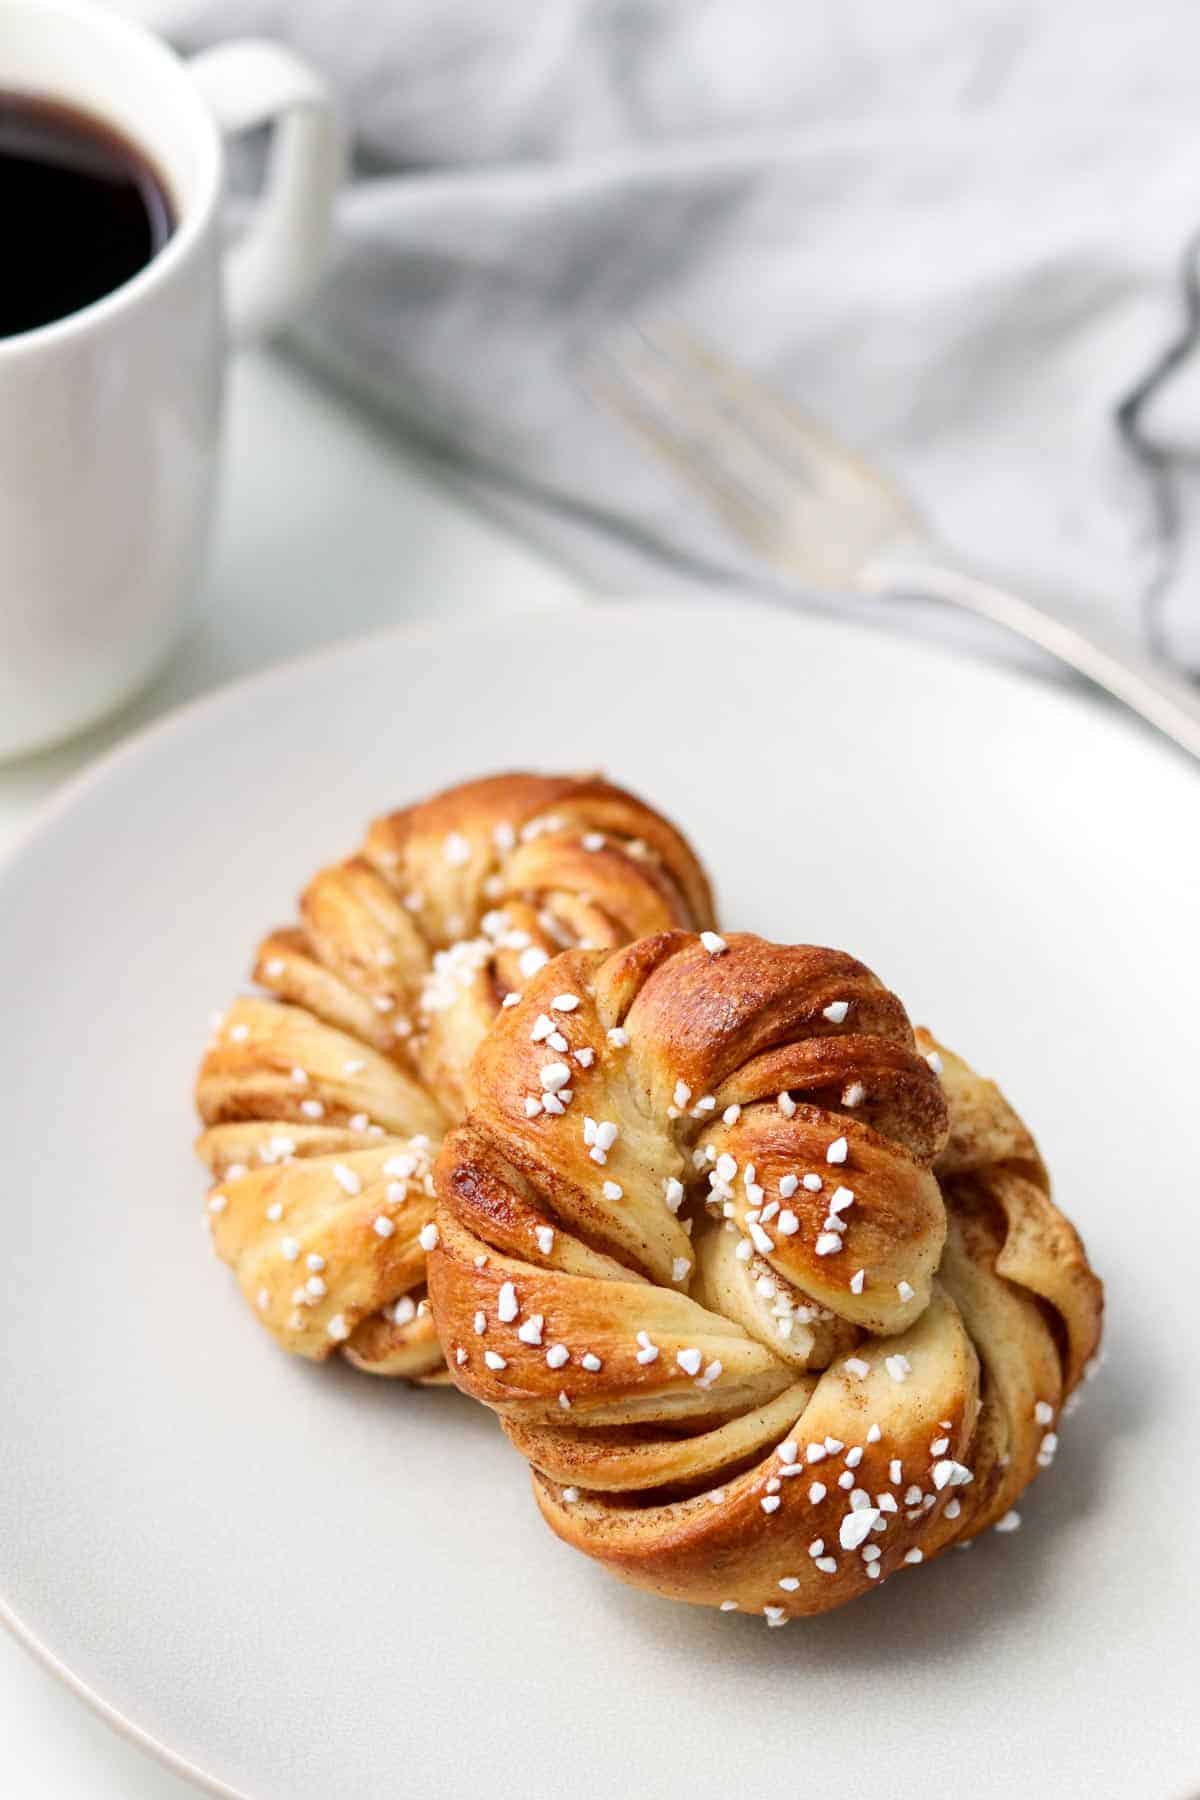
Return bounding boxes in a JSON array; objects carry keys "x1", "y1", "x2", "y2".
[{"x1": 1, "y1": 601, "x2": 1197, "y2": 1800}]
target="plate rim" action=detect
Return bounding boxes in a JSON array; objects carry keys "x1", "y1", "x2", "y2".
[
  {"x1": 3, "y1": 593, "x2": 1191, "y2": 894},
  {"x1": 0, "y1": 1592, "x2": 249, "y2": 1800},
  {"x1": 0, "y1": 593, "x2": 1187, "y2": 1799}
]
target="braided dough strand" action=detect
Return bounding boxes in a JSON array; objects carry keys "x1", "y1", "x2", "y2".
[{"x1": 194, "y1": 773, "x2": 714, "y2": 1377}]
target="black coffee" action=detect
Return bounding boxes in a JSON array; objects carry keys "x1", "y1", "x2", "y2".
[{"x1": 0, "y1": 92, "x2": 174, "y2": 339}]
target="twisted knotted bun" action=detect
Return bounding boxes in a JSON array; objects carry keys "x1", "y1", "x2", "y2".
[
  {"x1": 427, "y1": 931, "x2": 1103, "y2": 1620},
  {"x1": 194, "y1": 773, "x2": 714, "y2": 1380}
]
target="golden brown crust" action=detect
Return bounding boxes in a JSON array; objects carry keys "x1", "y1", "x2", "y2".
[
  {"x1": 427, "y1": 933, "x2": 1104, "y2": 1622},
  {"x1": 916, "y1": 1028, "x2": 1104, "y2": 1542},
  {"x1": 193, "y1": 772, "x2": 713, "y2": 1377}
]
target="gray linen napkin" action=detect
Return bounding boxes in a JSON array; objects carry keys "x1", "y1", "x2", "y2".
[{"x1": 173, "y1": 0, "x2": 1200, "y2": 671}]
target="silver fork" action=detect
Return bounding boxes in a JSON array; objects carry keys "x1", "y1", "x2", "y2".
[{"x1": 593, "y1": 324, "x2": 1200, "y2": 762}]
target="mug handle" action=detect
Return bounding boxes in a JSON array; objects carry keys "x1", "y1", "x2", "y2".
[{"x1": 188, "y1": 41, "x2": 341, "y2": 344}]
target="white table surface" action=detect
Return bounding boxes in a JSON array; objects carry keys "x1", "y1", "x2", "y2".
[{"x1": 0, "y1": 346, "x2": 583, "y2": 1797}]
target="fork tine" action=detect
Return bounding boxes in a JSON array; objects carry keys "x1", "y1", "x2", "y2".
[
  {"x1": 592, "y1": 322, "x2": 924, "y2": 585},
  {"x1": 639, "y1": 323, "x2": 905, "y2": 516},
  {"x1": 596, "y1": 328, "x2": 804, "y2": 518},
  {"x1": 591, "y1": 356, "x2": 791, "y2": 559}
]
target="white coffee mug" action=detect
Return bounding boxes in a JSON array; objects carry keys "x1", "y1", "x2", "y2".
[{"x1": 0, "y1": 0, "x2": 340, "y2": 760}]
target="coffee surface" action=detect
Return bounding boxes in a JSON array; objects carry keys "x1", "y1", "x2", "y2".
[{"x1": 0, "y1": 92, "x2": 174, "y2": 339}]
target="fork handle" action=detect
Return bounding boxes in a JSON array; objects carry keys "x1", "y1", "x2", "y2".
[{"x1": 863, "y1": 547, "x2": 1200, "y2": 762}]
